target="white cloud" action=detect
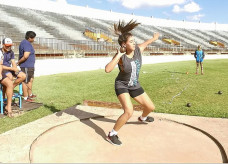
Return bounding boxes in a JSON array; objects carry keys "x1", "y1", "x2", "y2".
[
  {"x1": 187, "y1": 14, "x2": 205, "y2": 21},
  {"x1": 173, "y1": 1, "x2": 201, "y2": 13},
  {"x1": 108, "y1": 0, "x2": 187, "y2": 9},
  {"x1": 173, "y1": 5, "x2": 181, "y2": 13}
]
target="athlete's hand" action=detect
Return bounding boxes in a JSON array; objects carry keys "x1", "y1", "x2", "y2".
[
  {"x1": 153, "y1": 32, "x2": 160, "y2": 41},
  {"x1": 0, "y1": 75, "x2": 2, "y2": 80},
  {"x1": 106, "y1": 48, "x2": 125, "y2": 73},
  {"x1": 116, "y1": 48, "x2": 125, "y2": 58}
]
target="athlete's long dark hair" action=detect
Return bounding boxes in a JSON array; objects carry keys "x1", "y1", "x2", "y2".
[{"x1": 114, "y1": 20, "x2": 140, "y2": 46}]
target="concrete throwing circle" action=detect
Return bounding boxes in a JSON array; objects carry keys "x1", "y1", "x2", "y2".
[{"x1": 30, "y1": 116, "x2": 222, "y2": 163}]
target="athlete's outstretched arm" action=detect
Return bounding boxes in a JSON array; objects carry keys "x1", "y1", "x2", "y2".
[
  {"x1": 105, "y1": 49, "x2": 124, "y2": 73},
  {"x1": 138, "y1": 32, "x2": 160, "y2": 53}
]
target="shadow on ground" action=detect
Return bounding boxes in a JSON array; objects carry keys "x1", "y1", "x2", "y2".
[{"x1": 55, "y1": 104, "x2": 148, "y2": 140}]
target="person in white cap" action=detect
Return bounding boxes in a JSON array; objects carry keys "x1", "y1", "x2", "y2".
[
  {"x1": 1, "y1": 38, "x2": 26, "y2": 88},
  {"x1": 0, "y1": 38, "x2": 25, "y2": 117}
]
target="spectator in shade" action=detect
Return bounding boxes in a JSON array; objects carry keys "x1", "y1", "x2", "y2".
[
  {"x1": 1, "y1": 38, "x2": 26, "y2": 89},
  {"x1": 0, "y1": 38, "x2": 25, "y2": 117}
]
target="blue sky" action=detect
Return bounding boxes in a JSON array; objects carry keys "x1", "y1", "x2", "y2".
[{"x1": 65, "y1": 0, "x2": 228, "y2": 24}]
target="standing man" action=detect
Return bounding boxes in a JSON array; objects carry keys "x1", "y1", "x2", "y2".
[
  {"x1": 194, "y1": 45, "x2": 205, "y2": 75},
  {"x1": 17, "y1": 31, "x2": 36, "y2": 102}
]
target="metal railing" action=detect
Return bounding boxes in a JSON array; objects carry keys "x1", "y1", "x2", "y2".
[{"x1": 1, "y1": 34, "x2": 227, "y2": 58}]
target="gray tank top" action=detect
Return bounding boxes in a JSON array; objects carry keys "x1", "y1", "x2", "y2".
[{"x1": 115, "y1": 46, "x2": 142, "y2": 89}]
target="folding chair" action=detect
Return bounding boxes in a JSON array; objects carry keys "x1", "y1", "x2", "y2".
[
  {"x1": 12, "y1": 83, "x2": 23, "y2": 108},
  {"x1": 0, "y1": 84, "x2": 3, "y2": 114},
  {"x1": 0, "y1": 83, "x2": 23, "y2": 114}
]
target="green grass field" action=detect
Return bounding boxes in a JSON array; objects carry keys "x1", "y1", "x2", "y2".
[{"x1": 0, "y1": 59, "x2": 227, "y2": 134}]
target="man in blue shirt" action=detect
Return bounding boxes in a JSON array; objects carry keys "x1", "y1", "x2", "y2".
[
  {"x1": 17, "y1": 31, "x2": 36, "y2": 102},
  {"x1": 194, "y1": 45, "x2": 205, "y2": 75}
]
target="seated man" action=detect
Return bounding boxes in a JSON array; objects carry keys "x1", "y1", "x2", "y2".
[
  {"x1": 0, "y1": 55, "x2": 14, "y2": 117},
  {"x1": 0, "y1": 38, "x2": 26, "y2": 117},
  {"x1": 1, "y1": 38, "x2": 26, "y2": 88}
]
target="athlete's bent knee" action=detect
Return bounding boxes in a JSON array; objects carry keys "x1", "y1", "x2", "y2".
[
  {"x1": 148, "y1": 105, "x2": 155, "y2": 113},
  {"x1": 124, "y1": 110, "x2": 133, "y2": 119}
]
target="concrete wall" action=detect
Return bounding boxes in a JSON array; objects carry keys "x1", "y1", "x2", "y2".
[{"x1": 34, "y1": 55, "x2": 228, "y2": 77}]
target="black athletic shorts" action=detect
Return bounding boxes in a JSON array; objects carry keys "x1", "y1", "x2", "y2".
[
  {"x1": 115, "y1": 87, "x2": 144, "y2": 98},
  {"x1": 20, "y1": 67, "x2": 34, "y2": 83}
]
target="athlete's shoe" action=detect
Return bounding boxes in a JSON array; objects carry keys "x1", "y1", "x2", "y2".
[
  {"x1": 138, "y1": 116, "x2": 154, "y2": 123},
  {"x1": 106, "y1": 133, "x2": 122, "y2": 146},
  {"x1": 25, "y1": 98, "x2": 35, "y2": 102},
  {"x1": 29, "y1": 94, "x2": 37, "y2": 99}
]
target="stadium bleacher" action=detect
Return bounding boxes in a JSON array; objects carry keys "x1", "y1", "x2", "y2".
[{"x1": 0, "y1": 3, "x2": 228, "y2": 58}]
